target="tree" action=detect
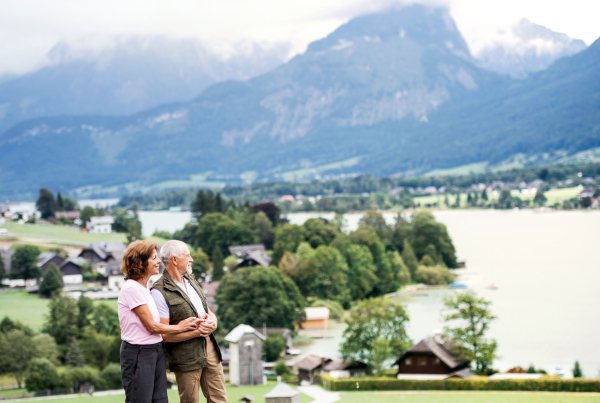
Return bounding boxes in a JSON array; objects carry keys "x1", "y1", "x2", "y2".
[
  {"x1": 302, "y1": 218, "x2": 338, "y2": 248},
  {"x1": 80, "y1": 329, "x2": 115, "y2": 369},
  {"x1": 77, "y1": 295, "x2": 94, "y2": 334},
  {"x1": 580, "y1": 196, "x2": 592, "y2": 208},
  {"x1": 191, "y1": 189, "x2": 226, "y2": 220},
  {"x1": 0, "y1": 329, "x2": 36, "y2": 388},
  {"x1": 340, "y1": 298, "x2": 411, "y2": 371},
  {"x1": 251, "y1": 202, "x2": 281, "y2": 226},
  {"x1": 100, "y1": 363, "x2": 122, "y2": 390},
  {"x1": 65, "y1": 339, "x2": 86, "y2": 367},
  {"x1": 191, "y1": 249, "x2": 211, "y2": 282},
  {"x1": 401, "y1": 240, "x2": 419, "y2": 279},
  {"x1": 368, "y1": 338, "x2": 394, "y2": 375},
  {"x1": 409, "y1": 212, "x2": 458, "y2": 268},
  {"x1": 39, "y1": 263, "x2": 64, "y2": 297},
  {"x1": 390, "y1": 213, "x2": 409, "y2": 253},
  {"x1": 263, "y1": 332, "x2": 287, "y2": 362},
  {"x1": 310, "y1": 299, "x2": 344, "y2": 320},
  {"x1": 126, "y1": 217, "x2": 143, "y2": 243},
  {"x1": 253, "y1": 211, "x2": 273, "y2": 244},
  {"x1": 443, "y1": 291, "x2": 498, "y2": 374},
  {"x1": 358, "y1": 210, "x2": 392, "y2": 245},
  {"x1": 196, "y1": 213, "x2": 253, "y2": 258},
  {"x1": 310, "y1": 245, "x2": 350, "y2": 305},
  {"x1": 273, "y1": 224, "x2": 305, "y2": 256},
  {"x1": 350, "y1": 227, "x2": 395, "y2": 295},
  {"x1": 415, "y1": 265, "x2": 453, "y2": 285},
  {"x1": 80, "y1": 206, "x2": 96, "y2": 227},
  {"x1": 481, "y1": 189, "x2": 488, "y2": 201},
  {"x1": 25, "y1": 358, "x2": 60, "y2": 392},
  {"x1": 533, "y1": 188, "x2": 547, "y2": 206},
  {"x1": 0, "y1": 316, "x2": 33, "y2": 335},
  {"x1": 388, "y1": 251, "x2": 411, "y2": 286},
  {"x1": 497, "y1": 189, "x2": 512, "y2": 209},
  {"x1": 173, "y1": 223, "x2": 199, "y2": 246},
  {"x1": 90, "y1": 303, "x2": 120, "y2": 336},
  {"x1": 110, "y1": 208, "x2": 131, "y2": 232},
  {"x1": 10, "y1": 245, "x2": 41, "y2": 280},
  {"x1": 216, "y1": 266, "x2": 305, "y2": 331},
  {"x1": 211, "y1": 247, "x2": 225, "y2": 281},
  {"x1": 278, "y1": 247, "x2": 316, "y2": 297},
  {"x1": 0, "y1": 254, "x2": 5, "y2": 282},
  {"x1": 343, "y1": 244, "x2": 378, "y2": 300},
  {"x1": 33, "y1": 334, "x2": 60, "y2": 366},
  {"x1": 43, "y1": 296, "x2": 79, "y2": 345},
  {"x1": 453, "y1": 193, "x2": 461, "y2": 208},
  {"x1": 572, "y1": 361, "x2": 583, "y2": 378},
  {"x1": 36, "y1": 188, "x2": 57, "y2": 219}
]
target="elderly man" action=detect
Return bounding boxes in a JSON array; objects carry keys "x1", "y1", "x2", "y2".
[{"x1": 150, "y1": 240, "x2": 227, "y2": 403}]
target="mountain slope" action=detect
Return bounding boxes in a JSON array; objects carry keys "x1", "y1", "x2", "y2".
[
  {"x1": 0, "y1": 37, "x2": 288, "y2": 134},
  {"x1": 1, "y1": 5, "x2": 599, "y2": 199}
]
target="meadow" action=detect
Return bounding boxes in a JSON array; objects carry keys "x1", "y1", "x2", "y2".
[
  {"x1": 0, "y1": 291, "x2": 118, "y2": 330},
  {"x1": 337, "y1": 391, "x2": 600, "y2": 403}
]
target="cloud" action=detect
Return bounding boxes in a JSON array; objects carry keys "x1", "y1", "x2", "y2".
[{"x1": 0, "y1": 0, "x2": 598, "y2": 76}]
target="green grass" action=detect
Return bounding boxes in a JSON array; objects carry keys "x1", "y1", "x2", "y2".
[
  {"x1": 4, "y1": 382, "x2": 311, "y2": 403},
  {"x1": 280, "y1": 157, "x2": 362, "y2": 181},
  {"x1": 1, "y1": 221, "x2": 168, "y2": 247},
  {"x1": 337, "y1": 391, "x2": 600, "y2": 403},
  {"x1": 0, "y1": 291, "x2": 117, "y2": 330}
]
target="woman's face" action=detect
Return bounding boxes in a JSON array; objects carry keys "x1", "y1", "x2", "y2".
[{"x1": 146, "y1": 250, "x2": 161, "y2": 276}]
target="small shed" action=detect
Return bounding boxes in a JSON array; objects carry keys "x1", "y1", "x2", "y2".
[
  {"x1": 239, "y1": 395, "x2": 254, "y2": 402},
  {"x1": 264, "y1": 383, "x2": 300, "y2": 403},
  {"x1": 225, "y1": 324, "x2": 266, "y2": 386},
  {"x1": 299, "y1": 307, "x2": 330, "y2": 329}
]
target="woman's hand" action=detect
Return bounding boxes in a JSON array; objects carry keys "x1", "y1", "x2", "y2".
[{"x1": 177, "y1": 317, "x2": 201, "y2": 333}]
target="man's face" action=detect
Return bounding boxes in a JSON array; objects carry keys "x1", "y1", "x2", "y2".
[{"x1": 175, "y1": 246, "x2": 194, "y2": 274}]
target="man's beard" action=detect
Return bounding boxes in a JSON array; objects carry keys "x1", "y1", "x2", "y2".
[{"x1": 186, "y1": 264, "x2": 192, "y2": 275}]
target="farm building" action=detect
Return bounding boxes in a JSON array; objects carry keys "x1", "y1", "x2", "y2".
[
  {"x1": 225, "y1": 324, "x2": 266, "y2": 386},
  {"x1": 299, "y1": 307, "x2": 330, "y2": 329}
]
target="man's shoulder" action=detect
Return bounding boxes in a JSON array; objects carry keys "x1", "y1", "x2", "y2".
[{"x1": 151, "y1": 274, "x2": 167, "y2": 291}]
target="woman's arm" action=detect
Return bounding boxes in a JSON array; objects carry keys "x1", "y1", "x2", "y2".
[
  {"x1": 161, "y1": 318, "x2": 205, "y2": 343},
  {"x1": 132, "y1": 304, "x2": 200, "y2": 335}
]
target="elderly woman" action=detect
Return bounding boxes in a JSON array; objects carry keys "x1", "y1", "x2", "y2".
[{"x1": 118, "y1": 240, "x2": 200, "y2": 403}]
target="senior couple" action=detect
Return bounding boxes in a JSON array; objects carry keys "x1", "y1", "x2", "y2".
[{"x1": 117, "y1": 240, "x2": 227, "y2": 403}]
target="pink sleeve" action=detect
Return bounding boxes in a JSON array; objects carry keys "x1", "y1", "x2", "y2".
[{"x1": 122, "y1": 285, "x2": 148, "y2": 310}]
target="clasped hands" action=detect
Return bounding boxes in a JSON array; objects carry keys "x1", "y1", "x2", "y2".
[{"x1": 177, "y1": 313, "x2": 216, "y2": 337}]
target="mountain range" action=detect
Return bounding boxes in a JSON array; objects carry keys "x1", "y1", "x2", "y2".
[{"x1": 0, "y1": 5, "x2": 598, "y2": 199}]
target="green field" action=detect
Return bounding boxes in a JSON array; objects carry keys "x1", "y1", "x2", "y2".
[
  {"x1": 337, "y1": 391, "x2": 600, "y2": 403},
  {"x1": 0, "y1": 221, "x2": 167, "y2": 247},
  {"x1": 425, "y1": 162, "x2": 489, "y2": 177},
  {"x1": 0, "y1": 291, "x2": 118, "y2": 330}
]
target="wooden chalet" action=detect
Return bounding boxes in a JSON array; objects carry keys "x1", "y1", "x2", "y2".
[
  {"x1": 229, "y1": 244, "x2": 272, "y2": 270},
  {"x1": 323, "y1": 358, "x2": 367, "y2": 378},
  {"x1": 293, "y1": 355, "x2": 331, "y2": 383},
  {"x1": 395, "y1": 335, "x2": 474, "y2": 379}
]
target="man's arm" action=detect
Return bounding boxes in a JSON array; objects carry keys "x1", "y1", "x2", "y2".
[
  {"x1": 161, "y1": 318, "x2": 205, "y2": 343},
  {"x1": 196, "y1": 308, "x2": 217, "y2": 337}
]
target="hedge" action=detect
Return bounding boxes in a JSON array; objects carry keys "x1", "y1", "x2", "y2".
[{"x1": 317, "y1": 374, "x2": 600, "y2": 393}]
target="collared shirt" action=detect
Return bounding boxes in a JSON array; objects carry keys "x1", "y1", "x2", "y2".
[{"x1": 151, "y1": 277, "x2": 206, "y2": 319}]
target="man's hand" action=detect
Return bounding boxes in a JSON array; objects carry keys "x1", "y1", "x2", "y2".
[
  {"x1": 196, "y1": 316, "x2": 217, "y2": 337},
  {"x1": 177, "y1": 317, "x2": 202, "y2": 333}
]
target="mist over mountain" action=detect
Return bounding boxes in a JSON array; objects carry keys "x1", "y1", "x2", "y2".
[
  {"x1": 0, "y1": 37, "x2": 289, "y2": 133},
  {"x1": 475, "y1": 19, "x2": 587, "y2": 78},
  {"x1": 1, "y1": 5, "x2": 599, "y2": 200}
]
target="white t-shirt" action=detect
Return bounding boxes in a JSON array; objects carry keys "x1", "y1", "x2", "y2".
[
  {"x1": 118, "y1": 279, "x2": 163, "y2": 345},
  {"x1": 151, "y1": 277, "x2": 206, "y2": 319}
]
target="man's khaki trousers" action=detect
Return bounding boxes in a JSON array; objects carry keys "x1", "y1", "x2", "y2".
[{"x1": 175, "y1": 337, "x2": 228, "y2": 403}]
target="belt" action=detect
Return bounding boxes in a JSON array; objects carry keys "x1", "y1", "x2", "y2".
[{"x1": 122, "y1": 341, "x2": 162, "y2": 349}]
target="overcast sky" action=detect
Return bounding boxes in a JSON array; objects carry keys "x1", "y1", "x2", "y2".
[{"x1": 1, "y1": 0, "x2": 599, "y2": 76}]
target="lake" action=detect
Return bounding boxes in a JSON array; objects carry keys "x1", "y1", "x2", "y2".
[{"x1": 287, "y1": 210, "x2": 600, "y2": 377}]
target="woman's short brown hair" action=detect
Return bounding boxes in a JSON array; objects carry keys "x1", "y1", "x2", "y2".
[{"x1": 121, "y1": 241, "x2": 159, "y2": 281}]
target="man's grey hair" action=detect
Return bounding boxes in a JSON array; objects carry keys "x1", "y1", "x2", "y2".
[{"x1": 160, "y1": 240, "x2": 187, "y2": 267}]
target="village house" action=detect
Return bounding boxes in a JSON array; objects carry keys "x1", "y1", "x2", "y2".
[
  {"x1": 322, "y1": 357, "x2": 367, "y2": 378},
  {"x1": 229, "y1": 244, "x2": 272, "y2": 270},
  {"x1": 578, "y1": 186, "x2": 595, "y2": 200},
  {"x1": 395, "y1": 335, "x2": 474, "y2": 380},
  {"x1": 200, "y1": 281, "x2": 220, "y2": 312},
  {"x1": 299, "y1": 307, "x2": 330, "y2": 330},
  {"x1": 37, "y1": 252, "x2": 84, "y2": 284},
  {"x1": 78, "y1": 241, "x2": 126, "y2": 275},
  {"x1": 293, "y1": 355, "x2": 331, "y2": 383},
  {"x1": 54, "y1": 211, "x2": 81, "y2": 220},
  {"x1": 86, "y1": 216, "x2": 114, "y2": 233}
]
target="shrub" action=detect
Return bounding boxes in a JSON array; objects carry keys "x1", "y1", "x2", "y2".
[
  {"x1": 415, "y1": 265, "x2": 454, "y2": 285},
  {"x1": 263, "y1": 333, "x2": 287, "y2": 362},
  {"x1": 318, "y1": 373, "x2": 600, "y2": 392},
  {"x1": 100, "y1": 363, "x2": 122, "y2": 390},
  {"x1": 25, "y1": 358, "x2": 60, "y2": 392},
  {"x1": 274, "y1": 361, "x2": 290, "y2": 376},
  {"x1": 61, "y1": 366, "x2": 100, "y2": 390}
]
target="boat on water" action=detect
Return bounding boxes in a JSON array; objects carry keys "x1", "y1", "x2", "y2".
[{"x1": 448, "y1": 282, "x2": 467, "y2": 288}]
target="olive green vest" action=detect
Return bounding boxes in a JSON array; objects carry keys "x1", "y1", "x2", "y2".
[{"x1": 151, "y1": 270, "x2": 222, "y2": 372}]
